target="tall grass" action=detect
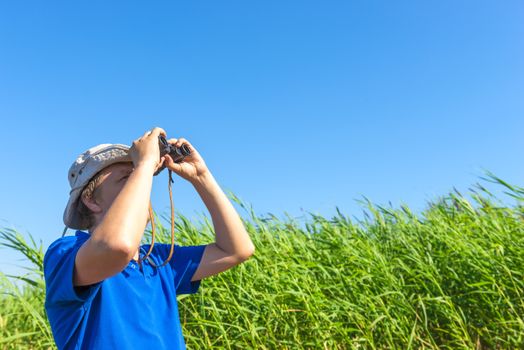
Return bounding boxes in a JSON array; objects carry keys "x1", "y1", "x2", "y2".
[
  {"x1": 0, "y1": 229, "x2": 54, "y2": 349},
  {"x1": 1, "y1": 174, "x2": 523, "y2": 349}
]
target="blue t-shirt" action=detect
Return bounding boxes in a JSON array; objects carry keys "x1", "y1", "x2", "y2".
[{"x1": 43, "y1": 230, "x2": 206, "y2": 350}]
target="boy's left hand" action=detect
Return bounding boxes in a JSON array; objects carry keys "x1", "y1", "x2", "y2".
[{"x1": 161, "y1": 137, "x2": 210, "y2": 184}]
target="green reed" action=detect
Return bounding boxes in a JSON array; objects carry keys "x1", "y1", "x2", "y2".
[{"x1": 1, "y1": 174, "x2": 523, "y2": 349}]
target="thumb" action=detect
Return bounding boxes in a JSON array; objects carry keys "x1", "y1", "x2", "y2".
[{"x1": 165, "y1": 154, "x2": 183, "y2": 173}]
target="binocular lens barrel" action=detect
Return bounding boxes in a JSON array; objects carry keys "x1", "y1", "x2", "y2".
[
  {"x1": 179, "y1": 144, "x2": 191, "y2": 156},
  {"x1": 158, "y1": 135, "x2": 191, "y2": 163}
]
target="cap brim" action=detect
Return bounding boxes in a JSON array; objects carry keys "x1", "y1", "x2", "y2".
[{"x1": 63, "y1": 187, "x2": 85, "y2": 229}]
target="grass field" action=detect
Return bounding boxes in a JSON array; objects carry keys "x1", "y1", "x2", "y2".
[{"x1": 1, "y1": 174, "x2": 523, "y2": 349}]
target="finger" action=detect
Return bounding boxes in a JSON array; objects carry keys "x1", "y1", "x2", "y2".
[
  {"x1": 155, "y1": 157, "x2": 166, "y2": 171},
  {"x1": 148, "y1": 127, "x2": 167, "y2": 139},
  {"x1": 164, "y1": 154, "x2": 182, "y2": 170},
  {"x1": 167, "y1": 138, "x2": 178, "y2": 144},
  {"x1": 175, "y1": 137, "x2": 191, "y2": 148}
]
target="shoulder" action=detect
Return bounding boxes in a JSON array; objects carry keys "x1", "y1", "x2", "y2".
[
  {"x1": 44, "y1": 231, "x2": 102, "y2": 307},
  {"x1": 44, "y1": 232, "x2": 90, "y2": 269}
]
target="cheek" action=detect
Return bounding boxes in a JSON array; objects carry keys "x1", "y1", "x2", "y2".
[{"x1": 98, "y1": 183, "x2": 125, "y2": 209}]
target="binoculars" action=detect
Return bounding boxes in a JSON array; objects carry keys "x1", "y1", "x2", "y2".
[
  {"x1": 154, "y1": 135, "x2": 191, "y2": 175},
  {"x1": 159, "y1": 135, "x2": 191, "y2": 163}
]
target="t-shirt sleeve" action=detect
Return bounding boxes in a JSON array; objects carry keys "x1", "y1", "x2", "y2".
[
  {"x1": 155, "y1": 243, "x2": 207, "y2": 295},
  {"x1": 44, "y1": 237, "x2": 101, "y2": 306}
]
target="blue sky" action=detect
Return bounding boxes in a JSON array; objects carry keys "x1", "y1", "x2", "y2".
[{"x1": 1, "y1": 1, "x2": 523, "y2": 275}]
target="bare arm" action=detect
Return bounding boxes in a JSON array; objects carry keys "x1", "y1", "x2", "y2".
[
  {"x1": 74, "y1": 128, "x2": 165, "y2": 286},
  {"x1": 147, "y1": 136, "x2": 255, "y2": 282},
  {"x1": 190, "y1": 172, "x2": 255, "y2": 282}
]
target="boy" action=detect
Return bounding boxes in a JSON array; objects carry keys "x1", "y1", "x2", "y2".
[{"x1": 44, "y1": 127, "x2": 255, "y2": 349}]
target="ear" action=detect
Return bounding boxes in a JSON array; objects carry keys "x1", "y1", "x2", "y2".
[{"x1": 80, "y1": 194, "x2": 103, "y2": 214}]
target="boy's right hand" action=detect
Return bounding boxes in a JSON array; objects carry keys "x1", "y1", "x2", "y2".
[{"x1": 129, "y1": 127, "x2": 167, "y2": 172}]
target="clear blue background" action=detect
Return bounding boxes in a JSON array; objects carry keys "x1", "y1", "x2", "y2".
[{"x1": 1, "y1": 1, "x2": 523, "y2": 275}]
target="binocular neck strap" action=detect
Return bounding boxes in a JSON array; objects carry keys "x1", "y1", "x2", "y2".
[{"x1": 137, "y1": 169, "x2": 176, "y2": 268}]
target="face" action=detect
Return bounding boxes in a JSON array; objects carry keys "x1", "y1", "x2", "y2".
[{"x1": 91, "y1": 162, "x2": 134, "y2": 215}]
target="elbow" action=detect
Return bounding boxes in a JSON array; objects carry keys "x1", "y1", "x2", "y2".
[
  {"x1": 107, "y1": 239, "x2": 137, "y2": 262},
  {"x1": 90, "y1": 234, "x2": 136, "y2": 264},
  {"x1": 236, "y1": 244, "x2": 255, "y2": 262},
  {"x1": 113, "y1": 242, "x2": 137, "y2": 261}
]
